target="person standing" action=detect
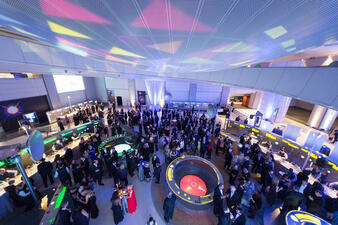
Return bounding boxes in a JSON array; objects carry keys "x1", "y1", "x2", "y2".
[
  {"x1": 231, "y1": 207, "x2": 246, "y2": 225},
  {"x1": 226, "y1": 185, "x2": 240, "y2": 214},
  {"x1": 90, "y1": 160, "x2": 104, "y2": 186},
  {"x1": 111, "y1": 191, "x2": 124, "y2": 225},
  {"x1": 163, "y1": 192, "x2": 176, "y2": 223},
  {"x1": 153, "y1": 163, "x2": 161, "y2": 184},
  {"x1": 213, "y1": 183, "x2": 226, "y2": 216},
  {"x1": 37, "y1": 158, "x2": 54, "y2": 188},
  {"x1": 57, "y1": 118, "x2": 65, "y2": 131},
  {"x1": 118, "y1": 164, "x2": 128, "y2": 186},
  {"x1": 55, "y1": 163, "x2": 71, "y2": 186}
]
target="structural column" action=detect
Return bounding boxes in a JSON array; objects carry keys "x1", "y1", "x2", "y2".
[
  {"x1": 248, "y1": 91, "x2": 262, "y2": 109},
  {"x1": 144, "y1": 80, "x2": 165, "y2": 107},
  {"x1": 257, "y1": 92, "x2": 291, "y2": 123},
  {"x1": 128, "y1": 79, "x2": 136, "y2": 106},
  {"x1": 219, "y1": 86, "x2": 230, "y2": 107},
  {"x1": 307, "y1": 105, "x2": 327, "y2": 128},
  {"x1": 319, "y1": 108, "x2": 337, "y2": 132}
]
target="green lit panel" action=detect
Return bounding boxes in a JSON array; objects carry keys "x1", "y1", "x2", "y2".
[
  {"x1": 54, "y1": 186, "x2": 67, "y2": 209},
  {"x1": 19, "y1": 148, "x2": 29, "y2": 155},
  {"x1": 0, "y1": 161, "x2": 6, "y2": 167},
  {"x1": 77, "y1": 126, "x2": 87, "y2": 131},
  {"x1": 44, "y1": 137, "x2": 57, "y2": 145},
  {"x1": 61, "y1": 131, "x2": 74, "y2": 137}
]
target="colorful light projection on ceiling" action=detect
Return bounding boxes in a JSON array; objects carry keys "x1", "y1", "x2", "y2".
[
  {"x1": 47, "y1": 21, "x2": 91, "y2": 39},
  {"x1": 40, "y1": 0, "x2": 112, "y2": 24},
  {"x1": 147, "y1": 41, "x2": 183, "y2": 54},
  {"x1": 132, "y1": 0, "x2": 213, "y2": 32},
  {"x1": 109, "y1": 47, "x2": 145, "y2": 59},
  {"x1": 0, "y1": 0, "x2": 337, "y2": 73}
]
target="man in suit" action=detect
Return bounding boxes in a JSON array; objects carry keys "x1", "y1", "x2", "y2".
[
  {"x1": 231, "y1": 207, "x2": 246, "y2": 225},
  {"x1": 213, "y1": 183, "x2": 226, "y2": 216},
  {"x1": 90, "y1": 159, "x2": 104, "y2": 185},
  {"x1": 281, "y1": 185, "x2": 304, "y2": 215},
  {"x1": 153, "y1": 163, "x2": 161, "y2": 184},
  {"x1": 163, "y1": 192, "x2": 176, "y2": 223},
  {"x1": 226, "y1": 185, "x2": 240, "y2": 214},
  {"x1": 261, "y1": 170, "x2": 274, "y2": 193},
  {"x1": 37, "y1": 158, "x2": 54, "y2": 188},
  {"x1": 151, "y1": 153, "x2": 160, "y2": 168},
  {"x1": 118, "y1": 164, "x2": 128, "y2": 186}
]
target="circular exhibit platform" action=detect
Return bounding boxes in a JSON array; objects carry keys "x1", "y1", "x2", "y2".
[
  {"x1": 166, "y1": 155, "x2": 223, "y2": 209},
  {"x1": 98, "y1": 134, "x2": 136, "y2": 156}
]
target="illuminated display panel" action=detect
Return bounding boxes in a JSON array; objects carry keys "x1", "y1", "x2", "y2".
[{"x1": 53, "y1": 75, "x2": 85, "y2": 93}]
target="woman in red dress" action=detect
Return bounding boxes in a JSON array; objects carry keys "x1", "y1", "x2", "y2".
[{"x1": 127, "y1": 186, "x2": 137, "y2": 214}]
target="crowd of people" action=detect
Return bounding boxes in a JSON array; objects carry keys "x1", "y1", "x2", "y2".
[
  {"x1": 212, "y1": 131, "x2": 338, "y2": 225},
  {"x1": 2, "y1": 101, "x2": 337, "y2": 225}
]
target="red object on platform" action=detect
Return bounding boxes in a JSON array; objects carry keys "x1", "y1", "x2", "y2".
[
  {"x1": 180, "y1": 175, "x2": 207, "y2": 196},
  {"x1": 127, "y1": 186, "x2": 137, "y2": 214}
]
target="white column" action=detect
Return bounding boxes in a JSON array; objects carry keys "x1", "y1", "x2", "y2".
[
  {"x1": 145, "y1": 80, "x2": 165, "y2": 107},
  {"x1": 128, "y1": 79, "x2": 136, "y2": 106},
  {"x1": 219, "y1": 86, "x2": 230, "y2": 107},
  {"x1": 319, "y1": 108, "x2": 337, "y2": 132},
  {"x1": 257, "y1": 92, "x2": 291, "y2": 123},
  {"x1": 307, "y1": 105, "x2": 327, "y2": 128},
  {"x1": 248, "y1": 91, "x2": 262, "y2": 109}
]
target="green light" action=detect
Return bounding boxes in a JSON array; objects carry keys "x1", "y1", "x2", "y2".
[
  {"x1": 54, "y1": 186, "x2": 66, "y2": 209},
  {"x1": 19, "y1": 148, "x2": 29, "y2": 155},
  {"x1": 0, "y1": 161, "x2": 6, "y2": 167},
  {"x1": 94, "y1": 121, "x2": 99, "y2": 125},
  {"x1": 49, "y1": 218, "x2": 55, "y2": 224},
  {"x1": 77, "y1": 126, "x2": 87, "y2": 131},
  {"x1": 44, "y1": 137, "x2": 57, "y2": 145},
  {"x1": 61, "y1": 131, "x2": 73, "y2": 137}
]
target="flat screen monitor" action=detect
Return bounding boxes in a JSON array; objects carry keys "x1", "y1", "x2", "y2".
[{"x1": 23, "y1": 112, "x2": 38, "y2": 123}]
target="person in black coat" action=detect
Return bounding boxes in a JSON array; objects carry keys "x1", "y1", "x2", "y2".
[
  {"x1": 111, "y1": 162, "x2": 119, "y2": 185},
  {"x1": 281, "y1": 185, "x2": 304, "y2": 215},
  {"x1": 163, "y1": 192, "x2": 176, "y2": 223},
  {"x1": 213, "y1": 183, "x2": 226, "y2": 216},
  {"x1": 306, "y1": 189, "x2": 324, "y2": 216},
  {"x1": 37, "y1": 158, "x2": 54, "y2": 188},
  {"x1": 5, "y1": 180, "x2": 20, "y2": 207},
  {"x1": 57, "y1": 118, "x2": 64, "y2": 131},
  {"x1": 56, "y1": 163, "x2": 71, "y2": 186},
  {"x1": 151, "y1": 154, "x2": 160, "y2": 168},
  {"x1": 231, "y1": 207, "x2": 246, "y2": 225},
  {"x1": 72, "y1": 163, "x2": 84, "y2": 184},
  {"x1": 261, "y1": 170, "x2": 274, "y2": 193},
  {"x1": 126, "y1": 154, "x2": 137, "y2": 177},
  {"x1": 226, "y1": 185, "x2": 240, "y2": 213},
  {"x1": 153, "y1": 162, "x2": 161, "y2": 184},
  {"x1": 248, "y1": 192, "x2": 262, "y2": 218},
  {"x1": 143, "y1": 163, "x2": 151, "y2": 182},
  {"x1": 224, "y1": 149, "x2": 233, "y2": 170},
  {"x1": 229, "y1": 165, "x2": 239, "y2": 185},
  {"x1": 80, "y1": 156, "x2": 90, "y2": 177},
  {"x1": 90, "y1": 160, "x2": 104, "y2": 185},
  {"x1": 117, "y1": 164, "x2": 128, "y2": 186},
  {"x1": 218, "y1": 208, "x2": 231, "y2": 225}
]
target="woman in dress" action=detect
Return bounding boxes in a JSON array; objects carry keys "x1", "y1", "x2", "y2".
[{"x1": 111, "y1": 191, "x2": 124, "y2": 225}]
